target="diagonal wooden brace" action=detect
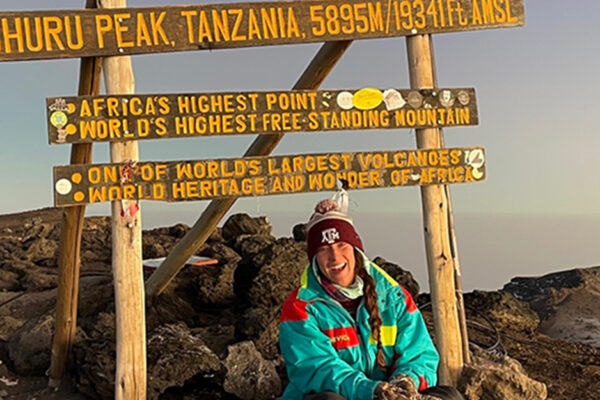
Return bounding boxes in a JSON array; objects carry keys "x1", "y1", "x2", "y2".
[{"x1": 48, "y1": 0, "x2": 102, "y2": 388}]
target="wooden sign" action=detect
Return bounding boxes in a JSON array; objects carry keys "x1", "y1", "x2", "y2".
[
  {"x1": 53, "y1": 147, "x2": 486, "y2": 206},
  {"x1": 47, "y1": 88, "x2": 477, "y2": 144},
  {"x1": 1, "y1": 0, "x2": 524, "y2": 61}
]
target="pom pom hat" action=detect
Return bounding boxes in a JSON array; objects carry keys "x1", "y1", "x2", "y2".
[{"x1": 306, "y1": 198, "x2": 364, "y2": 260}]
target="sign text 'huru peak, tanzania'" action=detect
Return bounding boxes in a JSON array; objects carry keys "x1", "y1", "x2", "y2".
[
  {"x1": 47, "y1": 88, "x2": 477, "y2": 143},
  {"x1": 53, "y1": 147, "x2": 486, "y2": 206},
  {"x1": 0, "y1": 0, "x2": 524, "y2": 61}
]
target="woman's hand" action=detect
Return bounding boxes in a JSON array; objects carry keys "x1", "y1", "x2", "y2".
[
  {"x1": 388, "y1": 374, "x2": 420, "y2": 398},
  {"x1": 374, "y1": 374, "x2": 446, "y2": 400},
  {"x1": 373, "y1": 382, "x2": 419, "y2": 400}
]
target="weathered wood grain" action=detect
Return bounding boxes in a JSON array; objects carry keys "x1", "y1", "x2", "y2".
[{"x1": 1, "y1": 0, "x2": 524, "y2": 61}]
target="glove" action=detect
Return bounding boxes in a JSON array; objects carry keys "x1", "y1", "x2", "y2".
[
  {"x1": 373, "y1": 382, "x2": 409, "y2": 400},
  {"x1": 388, "y1": 374, "x2": 419, "y2": 399},
  {"x1": 373, "y1": 381, "x2": 424, "y2": 400}
]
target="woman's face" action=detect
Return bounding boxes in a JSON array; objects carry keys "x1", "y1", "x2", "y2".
[{"x1": 315, "y1": 241, "x2": 356, "y2": 287}]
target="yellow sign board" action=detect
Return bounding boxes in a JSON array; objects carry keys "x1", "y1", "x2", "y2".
[
  {"x1": 1, "y1": 0, "x2": 524, "y2": 61},
  {"x1": 53, "y1": 147, "x2": 486, "y2": 206},
  {"x1": 46, "y1": 88, "x2": 478, "y2": 143}
]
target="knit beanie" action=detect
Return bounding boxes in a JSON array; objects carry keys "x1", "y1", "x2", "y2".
[{"x1": 306, "y1": 198, "x2": 364, "y2": 260}]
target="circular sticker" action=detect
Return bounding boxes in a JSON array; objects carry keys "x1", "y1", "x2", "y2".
[
  {"x1": 472, "y1": 169, "x2": 484, "y2": 180},
  {"x1": 336, "y1": 91, "x2": 354, "y2": 110},
  {"x1": 467, "y1": 149, "x2": 485, "y2": 168},
  {"x1": 352, "y1": 88, "x2": 383, "y2": 110},
  {"x1": 439, "y1": 90, "x2": 455, "y2": 107},
  {"x1": 50, "y1": 111, "x2": 68, "y2": 128},
  {"x1": 55, "y1": 178, "x2": 72, "y2": 195},
  {"x1": 407, "y1": 91, "x2": 423, "y2": 109},
  {"x1": 382, "y1": 89, "x2": 406, "y2": 111},
  {"x1": 457, "y1": 90, "x2": 470, "y2": 106}
]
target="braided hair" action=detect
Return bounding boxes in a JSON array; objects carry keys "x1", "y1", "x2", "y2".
[{"x1": 355, "y1": 249, "x2": 387, "y2": 372}]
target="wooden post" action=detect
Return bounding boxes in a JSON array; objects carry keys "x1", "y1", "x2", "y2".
[
  {"x1": 48, "y1": 0, "x2": 102, "y2": 388},
  {"x1": 406, "y1": 34, "x2": 464, "y2": 385},
  {"x1": 446, "y1": 188, "x2": 472, "y2": 365},
  {"x1": 101, "y1": 0, "x2": 146, "y2": 398},
  {"x1": 145, "y1": 40, "x2": 352, "y2": 298}
]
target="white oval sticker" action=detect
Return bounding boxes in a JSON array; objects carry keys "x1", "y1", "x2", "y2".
[{"x1": 55, "y1": 179, "x2": 72, "y2": 195}]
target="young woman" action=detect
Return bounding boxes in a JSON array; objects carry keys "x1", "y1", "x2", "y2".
[{"x1": 279, "y1": 199, "x2": 464, "y2": 400}]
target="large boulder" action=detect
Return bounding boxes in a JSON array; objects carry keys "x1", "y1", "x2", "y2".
[
  {"x1": 241, "y1": 307, "x2": 281, "y2": 361},
  {"x1": 223, "y1": 341, "x2": 282, "y2": 400},
  {"x1": 192, "y1": 324, "x2": 236, "y2": 359},
  {"x1": 80, "y1": 217, "x2": 112, "y2": 269},
  {"x1": 504, "y1": 266, "x2": 600, "y2": 347},
  {"x1": 459, "y1": 348, "x2": 547, "y2": 400},
  {"x1": 0, "y1": 268, "x2": 20, "y2": 291},
  {"x1": 0, "y1": 315, "x2": 24, "y2": 341},
  {"x1": 192, "y1": 242, "x2": 242, "y2": 306},
  {"x1": 291, "y1": 223, "x2": 306, "y2": 242},
  {"x1": 7, "y1": 313, "x2": 54, "y2": 375},
  {"x1": 73, "y1": 312, "x2": 116, "y2": 399},
  {"x1": 147, "y1": 323, "x2": 223, "y2": 400},
  {"x1": 233, "y1": 234, "x2": 276, "y2": 260},
  {"x1": 222, "y1": 214, "x2": 271, "y2": 241},
  {"x1": 191, "y1": 262, "x2": 239, "y2": 306},
  {"x1": 248, "y1": 238, "x2": 307, "y2": 310},
  {"x1": 463, "y1": 291, "x2": 540, "y2": 333},
  {"x1": 24, "y1": 237, "x2": 58, "y2": 265}
]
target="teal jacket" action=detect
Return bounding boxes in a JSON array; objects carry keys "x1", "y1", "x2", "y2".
[{"x1": 279, "y1": 252, "x2": 439, "y2": 400}]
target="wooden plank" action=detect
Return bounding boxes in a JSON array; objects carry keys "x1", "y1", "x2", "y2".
[
  {"x1": 53, "y1": 147, "x2": 486, "y2": 206},
  {"x1": 46, "y1": 88, "x2": 477, "y2": 144},
  {"x1": 48, "y1": 1, "x2": 102, "y2": 389},
  {"x1": 0, "y1": 0, "x2": 524, "y2": 61},
  {"x1": 406, "y1": 34, "x2": 463, "y2": 385},
  {"x1": 100, "y1": 0, "x2": 146, "y2": 398}
]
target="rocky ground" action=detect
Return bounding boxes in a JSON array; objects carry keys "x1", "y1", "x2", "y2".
[{"x1": 0, "y1": 208, "x2": 599, "y2": 400}]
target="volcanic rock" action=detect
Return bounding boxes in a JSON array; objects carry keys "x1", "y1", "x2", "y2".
[
  {"x1": 147, "y1": 322, "x2": 223, "y2": 400},
  {"x1": 248, "y1": 238, "x2": 307, "y2": 310},
  {"x1": 223, "y1": 341, "x2": 281, "y2": 400},
  {"x1": 0, "y1": 268, "x2": 20, "y2": 291},
  {"x1": 292, "y1": 223, "x2": 306, "y2": 242},
  {"x1": 222, "y1": 214, "x2": 271, "y2": 241},
  {"x1": 0, "y1": 315, "x2": 24, "y2": 341},
  {"x1": 504, "y1": 266, "x2": 600, "y2": 347},
  {"x1": 8, "y1": 313, "x2": 54, "y2": 375},
  {"x1": 463, "y1": 290, "x2": 540, "y2": 333},
  {"x1": 24, "y1": 237, "x2": 58, "y2": 265},
  {"x1": 233, "y1": 234, "x2": 276, "y2": 260},
  {"x1": 192, "y1": 324, "x2": 236, "y2": 359},
  {"x1": 73, "y1": 312, "x2": 116, "y2": 399},
  {"x1": 459, "y1": 347, "x2": 547, "y2": 400}
]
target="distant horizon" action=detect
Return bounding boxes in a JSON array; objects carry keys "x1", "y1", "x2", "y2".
[{"x1": 4, "y1": 204, "x2": 592, "y2": 293}]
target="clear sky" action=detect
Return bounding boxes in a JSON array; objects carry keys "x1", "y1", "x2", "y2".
[{"x1": 1, "y1": 0, "x2": 599, "y2": 289}]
